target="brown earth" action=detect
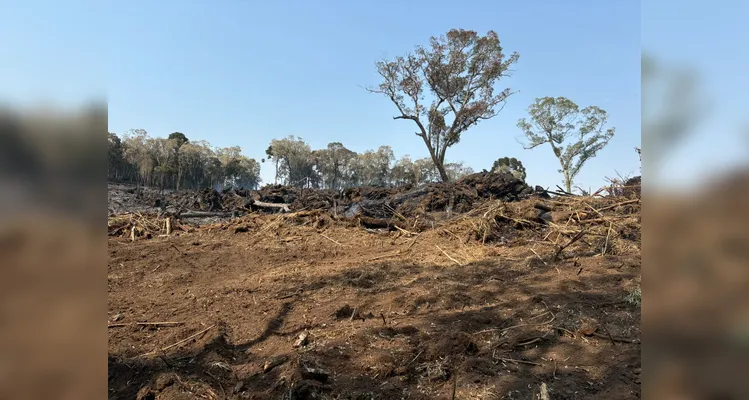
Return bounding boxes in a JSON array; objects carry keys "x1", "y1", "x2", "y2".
[{"x1": 108, "y1": 191, "x2": 641, "y2": 399}]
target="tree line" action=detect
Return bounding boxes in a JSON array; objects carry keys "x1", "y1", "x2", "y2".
[
  {"x1": 107, "y1": 130, "x2": 478, "y2": 191},
  {"x1": 108, "y1": 129, "x2": 261, "y2": 190}
]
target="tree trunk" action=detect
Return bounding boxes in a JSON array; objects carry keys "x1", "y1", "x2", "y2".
[
  {"x1": 421, "y1": 137, "x2": 450, "y2": 183},
  {"x1": 274, "y1": 160, "x2": 279, "y2": 184},
  {"x1": 564, "y1": 171, "x2": 572, "y2": 194},
  {"x1": 435, "y1": 161, "x2": 450, "y2": 182}
]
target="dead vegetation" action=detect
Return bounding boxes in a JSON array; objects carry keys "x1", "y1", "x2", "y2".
[{"x1": 108, "y1": 174, "x2": 641, "y2": 399}]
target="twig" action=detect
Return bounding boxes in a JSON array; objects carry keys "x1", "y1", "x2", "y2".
[
  {"x1": 436, "y1": 245, "x2": 465, "y2": 266},
  {"x1": 393, "y1": 225, "x2": 417, "y2": 236},
  {"x1": 140, "y1": 325, "x2": 214, "y2": 356},
  {"x1": 406, "y1": 350, "x2": 423, "y2": 366},
  {"x1": 171, "y1": 243, "x2": 185, "y2": 256},
  {"x1": 320, "y1": 233, "x2": 344, "y2": 246},
  {"x1": 554, "y1": 326, "x2": 577, "y2": 338},
  {"x1": 406, "y1": 233, "x2": 421, "y2": 250},
  {"x1": 601, "y1": 324, "x2": 617, "y2": 346},
  {"x1": 496, "y1": 357, "x2": 542, "y2": 366},
  {"x1": 138, "y1": 321, "x2": 185, "y2": 326},
  {"x1": 602, "y1": 221, "x2": 613, "y2": 255},
  {"x1": 529, "y1": 247, "x2": 548, "y2": 266},
  {"x1": 555, "y1": 185, "x2": 575, "y2": 196},
  {"x1": 384, "y1": 204, "x2": 407, "y2": 221},
  {"x1": 473, "y1": 312, "x2": 556, "y2": 335},
  {"x1": 552, "y1": 229, "x2": 587, "y2": 261},
  {"x1": 591, "y1": 331, "x2": 639, "y2": 344},
  {"x1": 515, "y1": 337, "x2": 543, "y2": 347},
  {"x1": 596, "y1": 198, "x2": 639, "y2": 213},
  {"x1": 108, "y1": 321, "x2": 185, "y2": 328}
]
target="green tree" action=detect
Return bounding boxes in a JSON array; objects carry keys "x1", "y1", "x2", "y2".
[
  {"x1": 444, "y1": 161, "x2": 474, "y2": 182},
  {"x1": 491, "y1": 157, "x2": 526, "y2": 181},
  {"x1": 167, "y1": 131, "x2": 189, "y2": 147},
  {"x1": 314, "y1": 142, "x2": 358, "y2": 190},
  {"x1": 357, "y1": 145, "x2": 395, "y2": 186},
  {"x1": 108, "y1": 132, "x2": 126, "y2": 181},
  {"x1": 517, "y1": 96, "x2": 615, "y2": 193},
  {"x1": 369, "y1": 29, "x2": 519, "y2": 182},
  {"x1": 267, "y1": 136, "x2": 317, "y2": 188}
]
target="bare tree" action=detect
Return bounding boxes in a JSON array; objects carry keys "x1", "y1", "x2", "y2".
[
  {"x1": 517, "y1": 96, "x2": 615, "y2": 193},
  {"x1": 368, "y1": 29, "x2": 519, "y2": 182}
]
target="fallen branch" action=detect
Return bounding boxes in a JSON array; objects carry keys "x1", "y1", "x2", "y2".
[
  {"x1": 601, "y1": 221, "x2": 613, "y2": 255},
  {"x1": 596, "y1": 198, "x2": 640, "y2": 213},
  {"x1": 496, "y1": 357, "x2": 542, "y2": 366},
  {"x1": 529, "y1": 248, "x2": 548, "y2": 266},
  {"x1": 552, "y1": 229, "x2": 588, "y2": 261},
  {"x1": 474, "y1": 312, "x2": 556, "y2": 335},
  {"x1": 108, "y1": 321, "x2": 185, "y2": 328},
  {"x1": 140, "y1": 325, "x2": 215, "y2": 356},
  {"x1": 320, "y1": 233, "x2": 344, "y2": 246},
  {"x1": 250, "y1": 200, "x2": 291, "y2": 213},
  {"x1": 393, "y1": 225, "x2": 418, "y2": 236},
  {"x1": 406, "y1": 233, "x2": 421, "y2": 250},
  {"x1": 436, "y1": 245, "x2": 464, "y2": 266}
]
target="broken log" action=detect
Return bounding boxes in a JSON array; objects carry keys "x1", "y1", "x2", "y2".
[
  {"x1": 250, "y1": 200, "x2": 290, "y2": 213},
  {"x1": 357, "y1": 216, "x2": 393, "y2": 229}
]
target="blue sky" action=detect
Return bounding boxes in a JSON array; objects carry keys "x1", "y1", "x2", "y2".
[{"x1": 3, "y1": 0, "x2": 641, "y2": 191}]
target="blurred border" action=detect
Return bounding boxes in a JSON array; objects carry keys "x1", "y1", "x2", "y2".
[
  {"x1": 0, "y1": 103, "x2": 108, "y2": 399},
  {"x1": 642, "y1": 0, "x2": 749, "y2": 397}
]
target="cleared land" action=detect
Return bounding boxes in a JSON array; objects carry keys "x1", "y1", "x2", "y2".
[{"x1": 108, "y1": 174, "x2": 641, "y2": 399}]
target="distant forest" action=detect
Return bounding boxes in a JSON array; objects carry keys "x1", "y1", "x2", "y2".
[{"x1": 108, "y1": 130, "x2": 476, "y2": 191}]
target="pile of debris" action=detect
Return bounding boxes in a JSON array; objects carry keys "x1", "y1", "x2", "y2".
[{"x1": 108, "y1": 172, "x2": 546, "y2": 221}]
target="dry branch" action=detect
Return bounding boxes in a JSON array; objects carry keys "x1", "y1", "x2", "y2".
[
  {"x1": 320, "y1": 233, "x2": 344, "y2": 246},
  {"x1": 139, "y1": 325, "x2": 215, "y2": 357},
  {"x1": 436, "y1": 245, "x2": 464, "y2": 266},
  {"x1": 552, "y1": 229, "x2": 588, "y2": 261},
  {"x1": 108, "y1": 321, "x2": 185, "y2": 328}
]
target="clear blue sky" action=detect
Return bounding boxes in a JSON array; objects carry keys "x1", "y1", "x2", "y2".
[{"x1": 3, "y1": 0, "x2": 641, "y2": 191}]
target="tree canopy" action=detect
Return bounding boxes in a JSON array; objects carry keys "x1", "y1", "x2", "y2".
[
  {"x1": 370, "y1": 29, "x2": 519, "y2": 182},
  {"x1": 491, "y1": 157, "x2": 526, "y2": 181},
  {"x1": 108, "y1": 130, "x2": 261, "y2": 190},
  {"x1": 517, "y1": 96, "x2": 615, "y2": 193}
]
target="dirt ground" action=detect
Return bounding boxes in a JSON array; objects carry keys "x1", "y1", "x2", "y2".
[{"x1": 108, "y1": 188, "x2": 641, "y2": 399}]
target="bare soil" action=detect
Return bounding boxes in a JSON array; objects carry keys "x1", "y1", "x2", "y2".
[{"x1": 108, "y1": 185, "x2": 641, "y2": 399}]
